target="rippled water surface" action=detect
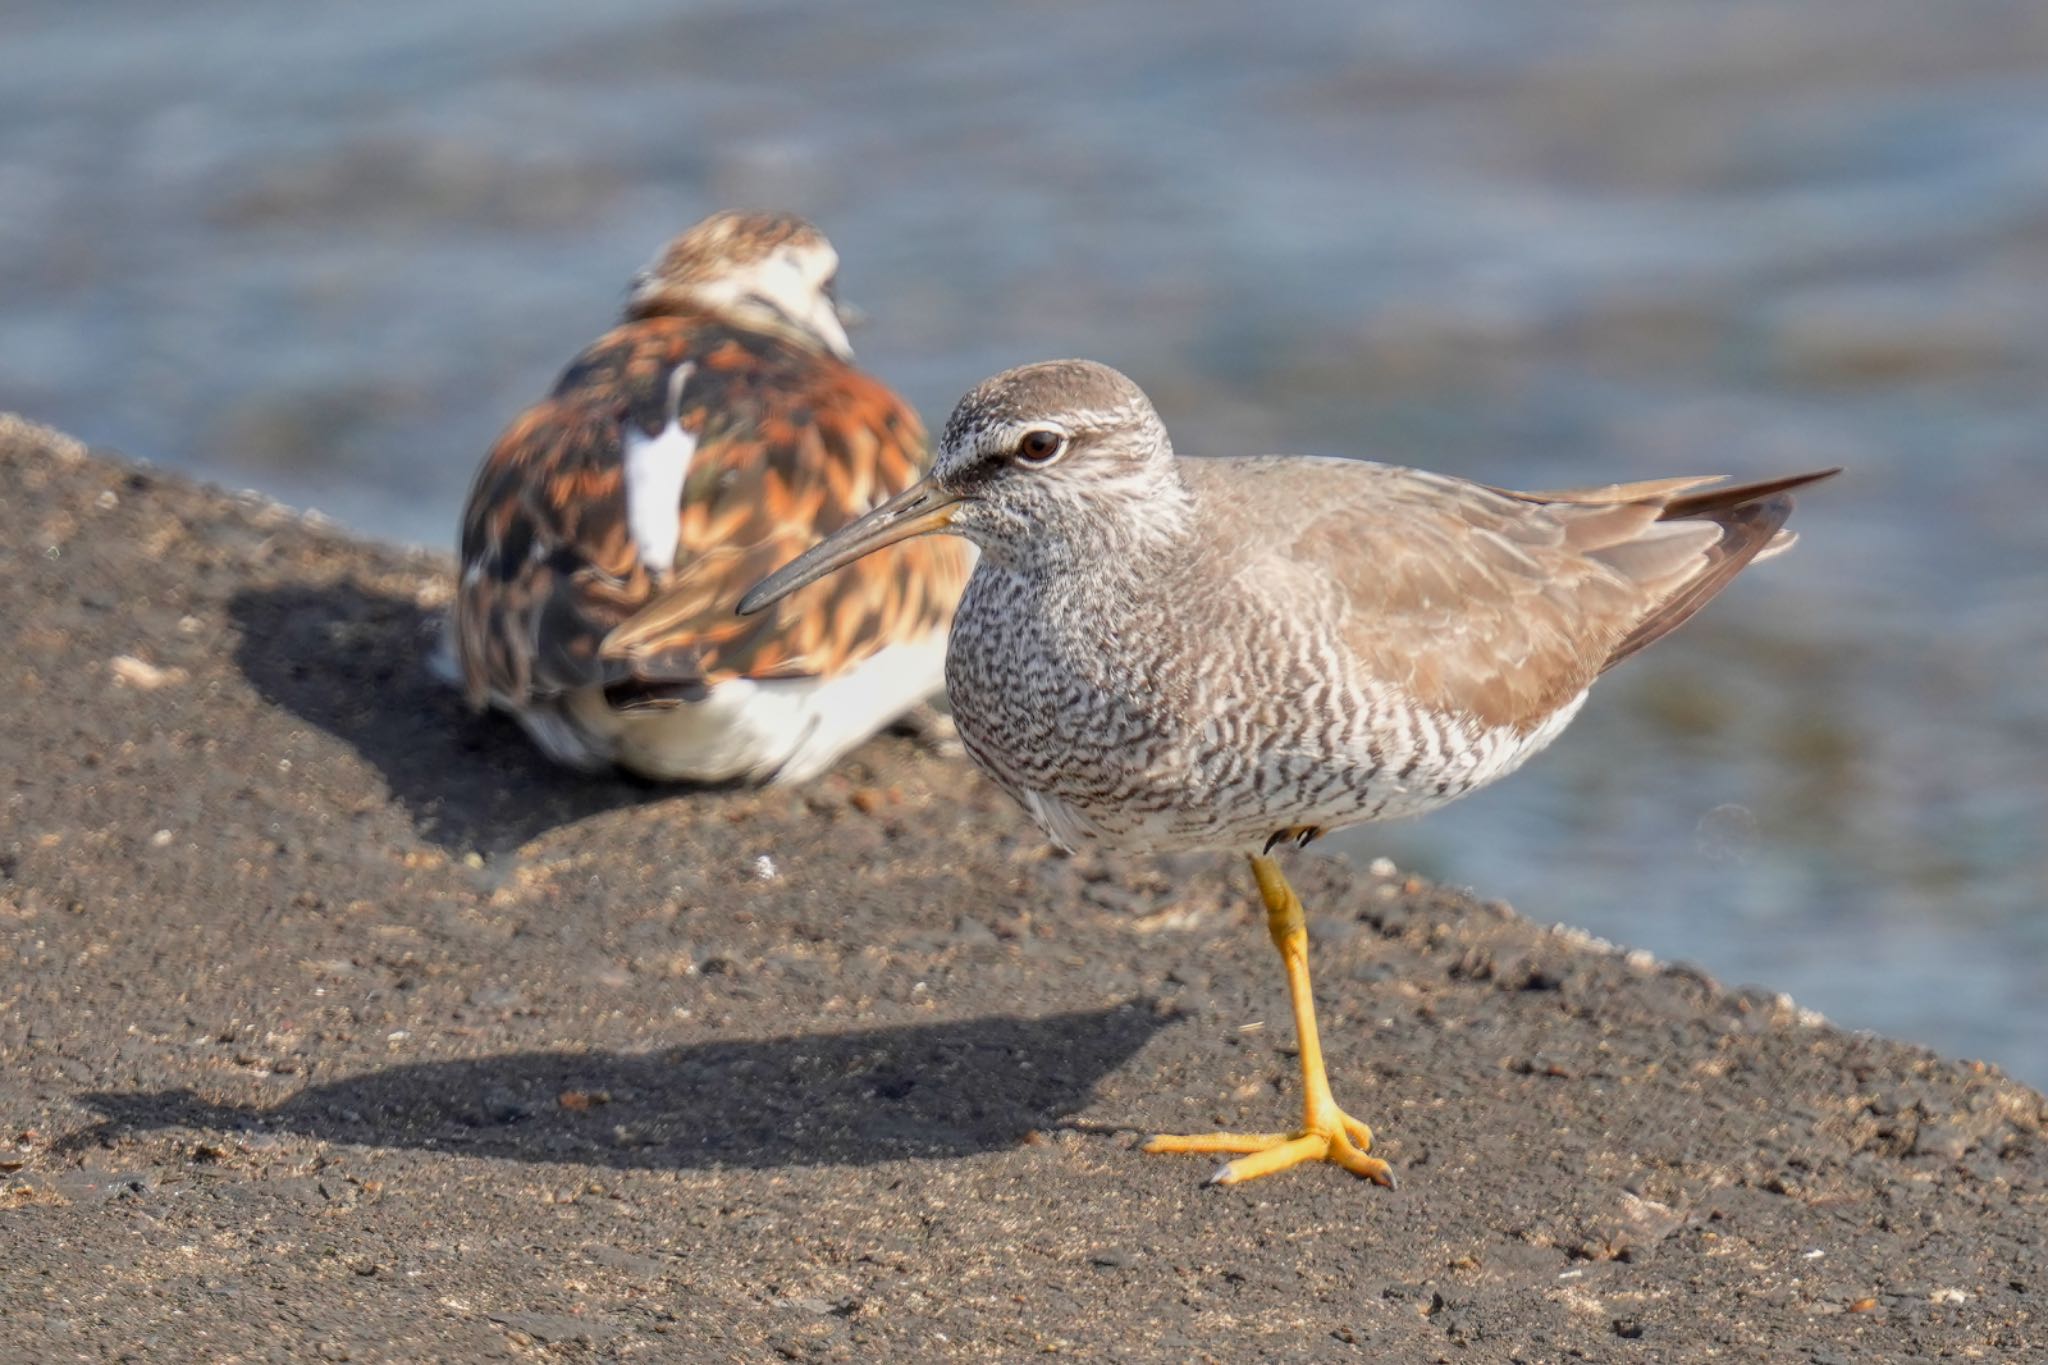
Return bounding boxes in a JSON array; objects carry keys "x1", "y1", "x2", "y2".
[{"x1": 5, "y1": 1, "x2": 2045, "y2": 1080}]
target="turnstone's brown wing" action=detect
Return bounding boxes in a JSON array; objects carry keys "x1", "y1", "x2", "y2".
[
  {"x1": 456, "y1": 314, "x2": 968, "y2": 712},
  {"x1": 1220, "y1": 462, "x2": 1835, "y2": 735}
]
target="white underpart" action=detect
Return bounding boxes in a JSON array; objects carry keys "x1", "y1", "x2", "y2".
[
  {"x1": 564, "y1": 628, "x2": 950, "y2": 784},
  {"x1": 1013, "y1": 686, "x2": 1596, "y2": 856},
  {"x1": 1019, "y1": 789, "x2": 1103, "y2": 854},
  {"x1": 1467, "y1": 688, "x2": 1589, "y2": 788},
  {"x1": 621, "y1": 363, "x2": 696, "y2": 574}
]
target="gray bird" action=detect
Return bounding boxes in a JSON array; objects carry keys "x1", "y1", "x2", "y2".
[{"x1": 740, "y1": 358, "x2": 1834, "y2": 1187}]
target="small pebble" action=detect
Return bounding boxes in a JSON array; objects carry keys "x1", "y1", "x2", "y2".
[{"x1": 111, "y1": 655, "x2": 187, "y2": 690}]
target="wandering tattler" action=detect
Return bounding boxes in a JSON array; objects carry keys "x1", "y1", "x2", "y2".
[{"x1": 739, "y1": 358, "x2": 1834, "y2": 1187}]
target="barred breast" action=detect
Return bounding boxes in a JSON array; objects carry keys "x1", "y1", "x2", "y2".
[{"x1": 944, "y1": 533, "x2": 1582, "y2": 856}]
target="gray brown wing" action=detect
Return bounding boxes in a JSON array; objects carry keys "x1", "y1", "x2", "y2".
[{"x1": 1190, "y1": 458, "x2": 1833, "y2": 734}]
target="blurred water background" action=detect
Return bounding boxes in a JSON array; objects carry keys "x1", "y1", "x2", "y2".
[{"x1": 4, "y1": 1, "x2": 2044, "y2": 1082}]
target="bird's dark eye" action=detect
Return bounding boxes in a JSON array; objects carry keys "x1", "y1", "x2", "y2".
[{"x1": 1015, "y1": 429, "x2": 1066, "y2": 465}]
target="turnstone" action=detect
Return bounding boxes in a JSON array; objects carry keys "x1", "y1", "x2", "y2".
[
  {"x1": 453, "y1": 211, "x2": 971, "y2": 783},
  {"x1": 742, "y1": 358, "x2": 1836, "y2": 1184}
]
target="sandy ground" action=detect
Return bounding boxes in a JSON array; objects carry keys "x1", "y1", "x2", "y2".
[{"x1": 1, "y1": 413, "x2": 2041, "y2": 1362}]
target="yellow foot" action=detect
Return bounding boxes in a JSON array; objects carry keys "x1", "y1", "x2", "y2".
[{"x1": 1143, "y1": 1111, "x2": 1395, "y2": 1187}]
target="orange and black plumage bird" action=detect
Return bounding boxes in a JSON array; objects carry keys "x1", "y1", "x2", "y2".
[{"x1": 453, "y1": 211, "x2": 971, "y2": 782}]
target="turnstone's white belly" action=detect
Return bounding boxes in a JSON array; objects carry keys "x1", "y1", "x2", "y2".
[{"x1": 568, "y1": 628, "x2": 949, "y2": 784}]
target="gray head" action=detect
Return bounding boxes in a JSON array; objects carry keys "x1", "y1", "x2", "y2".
[
  {"x1": 925, "y1": 360, "x2": 1175, "y2": 546},
  {"x1": 736, "y1": 359, "x2": 1182, "y2": 615}
]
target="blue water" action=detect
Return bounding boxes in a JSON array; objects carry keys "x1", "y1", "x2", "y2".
[{"x1": 4, "y1": 0, "x2": 2044, "y2": 1082}]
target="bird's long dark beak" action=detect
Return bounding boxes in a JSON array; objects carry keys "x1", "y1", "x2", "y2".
[{"x1": 737, "y1": 478, "x2": 963, "y2": 616}]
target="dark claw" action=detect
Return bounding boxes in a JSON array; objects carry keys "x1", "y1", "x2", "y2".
[{"x1": 1263, "y1": 825, "x2": 1325, "y2": 855}]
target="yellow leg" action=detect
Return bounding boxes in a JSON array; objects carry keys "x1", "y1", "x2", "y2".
[{"x1": 1144, "y1": 853, "x2": 1395, "y2": 1187}]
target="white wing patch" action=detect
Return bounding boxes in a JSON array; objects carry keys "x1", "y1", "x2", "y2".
[{"x1": 622, "y1": 362, "x2": 697, "y2": 574}]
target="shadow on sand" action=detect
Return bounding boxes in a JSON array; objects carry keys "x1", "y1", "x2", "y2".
[
  {"x1": 68, "y1": 1005, "x2": 1172, "y2": 1171},
  {"x1": 228, "y1": 581, "x2": 671, "y2": 852}
]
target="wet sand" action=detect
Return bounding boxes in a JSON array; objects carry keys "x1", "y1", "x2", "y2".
[{"x1": 1, "y1": 413, "x2": 2041, "y2": 1359}]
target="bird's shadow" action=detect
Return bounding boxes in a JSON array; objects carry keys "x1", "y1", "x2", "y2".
[
  {"x1": 228, "y1": 582, "x2": 666, "y2": 852},
  {"x1": 65, "y1": 1005, "x2": 1170, "y2": 1171}
]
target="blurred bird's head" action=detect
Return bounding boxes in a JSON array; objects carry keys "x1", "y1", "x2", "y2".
[{"x1": 628, "y1": 210, "x2": 854, "y2": 361}]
